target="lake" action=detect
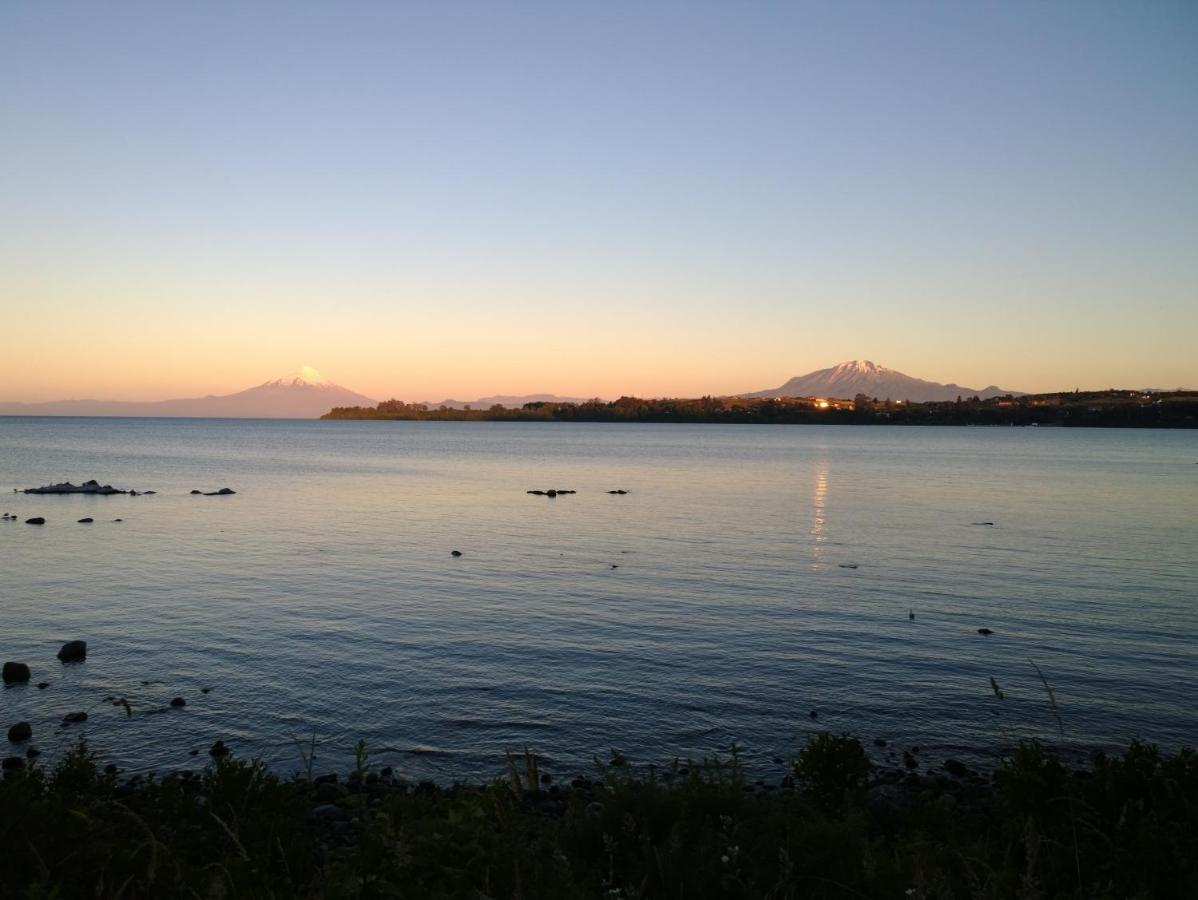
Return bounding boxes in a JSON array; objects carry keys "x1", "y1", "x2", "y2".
[{"x1": 2, "y1": 418, "x2": 1195, "y2": 781}]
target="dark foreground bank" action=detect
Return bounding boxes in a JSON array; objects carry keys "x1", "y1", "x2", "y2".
[{"x1": 2, "y1": 735, "x2": 1195, "y2": 899}]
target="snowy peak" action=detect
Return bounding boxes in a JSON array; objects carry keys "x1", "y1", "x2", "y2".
[
  {"x1": 261, "y1": 365, "x2": 335, "y2": 390},
  {"x1": 830, "y1": 359, "x2": 890, "y2": 377},
  {"x1": 742, "y1": 360, "x2": 1023, "y2": 403}
]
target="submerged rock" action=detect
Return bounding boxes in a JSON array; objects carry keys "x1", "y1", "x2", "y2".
[
  {"x1": 7, "y1": 722, "x2": 32, "y2": 743},
  {"x1": 57, "y1": 640, "x2": 87, "y2": 662},
  {"x1": 62, "y1": 712, "x2": 88, "y2": 724},
  {"x1": 2, "y1": 662, "x2": 31, "y2": 684}
]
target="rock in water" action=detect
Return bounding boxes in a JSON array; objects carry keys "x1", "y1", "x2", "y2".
[
  {"x1": 57, "y1": 641, "x2": 87, "y2": 662},
  {"x1": 2, "y1": 662, "x2": 31, "y2": 684},
  {"x1": 190, "y1": 490, "x2": 203, "y2": 494},
  {"x1": 209, "y1": 740, "x2": 230, "y2": 758},
  {"x1": 22, "y1": 480, "x2": 128, "y2": 495},
  {"x1": 25, "y1": 517, "x2": 45, "y2": 525},
  {"x1": 2, "y1": 757, "x2": 25, "y2": 773},
  {"x1": 451, "y1": 550, "x2": 462, "y2": 557},
  {"x1": 7, "y1": 722, "x2": 32, "y2": 743},
  {"x1": 977, "y1": 628, "x2": 994, "y2": 636},
  {"x1": 62, "y1": 712, "x2": 88, "y2": 724},
  {"x1": 78, "y1": 518, "x2": 94, "y2": 524},
  {"x1": 944, "y1": 758, "x2": 970, "y2": 778},
  {"x1": 169, "y1": 697, "x2": 186, "y2": 708}
]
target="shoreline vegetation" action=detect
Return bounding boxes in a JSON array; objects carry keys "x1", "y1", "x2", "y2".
[
  {"x1": 2, "y1": 734, "x2": 1194, "y2": 898},
  {"x1": 323, "y1": 389, "x2": 1198, "y2": 428}
]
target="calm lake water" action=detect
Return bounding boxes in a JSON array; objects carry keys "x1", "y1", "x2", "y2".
[{"x1": 1, "y1": 418, "x2": 1196, "y2": 781}]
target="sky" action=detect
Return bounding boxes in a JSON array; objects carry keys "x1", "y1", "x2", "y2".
[{"x1": 1, "y1": 0, "x2": 1196, "y2": 402}]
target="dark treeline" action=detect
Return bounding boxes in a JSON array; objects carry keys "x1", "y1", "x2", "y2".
[{"x1": 323, "y1": 390, "x2": 1198, "y2": 427}]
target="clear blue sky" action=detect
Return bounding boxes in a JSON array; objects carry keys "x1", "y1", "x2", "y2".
[{"x1": 2, "y1": 1, "x2": 1195, "y2": 400}]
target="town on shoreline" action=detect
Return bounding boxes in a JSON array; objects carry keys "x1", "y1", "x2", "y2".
[{"x1": 324, "y1": 389, "x2": 1198, "y2": 427}]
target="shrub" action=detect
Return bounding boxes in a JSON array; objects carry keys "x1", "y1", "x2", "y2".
[{"x1": 793, "y1": 732, "x2": 870, "y2": 813}]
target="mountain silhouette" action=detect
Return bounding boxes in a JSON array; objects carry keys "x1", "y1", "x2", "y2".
[
  {"x1": 0, "y1": 367, "x2": 376, "y2": 418},
  {"x1": 742, "y1": 360, "x2": 1021, "y2": 402}
]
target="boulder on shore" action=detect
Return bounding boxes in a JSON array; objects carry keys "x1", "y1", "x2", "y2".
[
  {"x1": 2, "y1": 662, "x2": 31, "y2": 684},
  {"x1": 57, "y1": 641, "x2": 87, "y2": 662}
]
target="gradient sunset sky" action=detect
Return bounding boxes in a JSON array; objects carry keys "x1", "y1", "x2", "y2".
[{"x1": 2, "y1": 1, "x2": 1195, "y2": 402}]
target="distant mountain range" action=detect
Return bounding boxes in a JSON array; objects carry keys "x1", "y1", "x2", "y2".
[
  {"x1": 0, "y1": 360, "x2": 1031, "y2": 418},
  {"x1": 0, "y1": 367, "x2": 377, "y2": 419},
  {"x1": 425, "y1": 393, "x2": 589, "y2": 410},
  {"x1": 742, "y1": 360, "x2": 1022, "y2": 403}
]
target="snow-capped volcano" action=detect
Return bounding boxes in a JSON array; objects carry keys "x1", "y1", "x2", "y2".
[
  {"x1": 0, "y1": 367, "x2": 377, "y2": 419},
  {"x1": 742, "y1": 360, "x2": 1021, "y2": 402},
  {"x1": 260, "y1": 365, "x2": 334, "y2": 389}
]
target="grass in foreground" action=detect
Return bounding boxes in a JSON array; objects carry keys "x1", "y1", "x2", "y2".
[{"x1": 1, "y1": 734, "x2": 1196, "y2": 898}]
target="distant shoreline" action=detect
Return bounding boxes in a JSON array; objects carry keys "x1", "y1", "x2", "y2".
[{"x1": 322, "y1": 389, "x2": 1198, "y2": 428}]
